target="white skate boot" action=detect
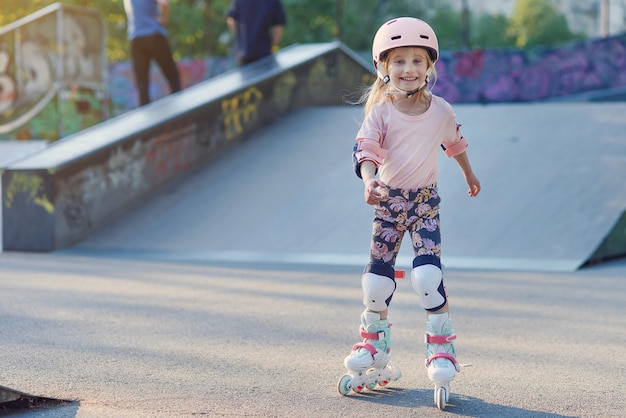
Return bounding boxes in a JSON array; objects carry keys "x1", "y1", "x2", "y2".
[
  {"x1": 425, "y1": 312, "x2": 460, "y2": 410},
  {"x1": 338, "y1": 311, "x2": 402, "y2": 395}
]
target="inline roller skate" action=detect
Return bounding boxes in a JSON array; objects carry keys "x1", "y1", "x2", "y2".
[
  {"x1": 338, "y1": 311, "x2": 402, "y2": 395},
  {"x1": 425, "y1": 312, "x2": 460, "y2": 410}
]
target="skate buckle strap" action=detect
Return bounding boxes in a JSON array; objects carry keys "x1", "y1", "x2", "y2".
[
  {"x1": 352, "y1": 342, "x2": 377, "y2": 357},
  {"x1": 426, "y1": 352, "x2": 460, "y2": 372},
  {"x1": 360, "y1": 326, "x2": 388, "y2": 340},
  {"x1": 425, "y1": 333, "x2": 456, "y2": 344}
]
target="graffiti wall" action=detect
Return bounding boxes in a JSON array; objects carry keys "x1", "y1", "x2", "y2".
[
  {"x1": 111, "y1": 34, "x2": 626, "y2": 116},
  {"x1": 435, "y1": 34, "x2": 626, "y2": 103},
  {"x1": 351, "y1": 34, "x2": 623, "y2": 103},
  {"x1": 0, "y1": 3, "x2": 107, "y2": 141}
]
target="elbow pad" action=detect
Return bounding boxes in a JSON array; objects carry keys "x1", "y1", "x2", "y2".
[
  {"x1": 443, "y1": 137, "x2": 468, "y2": 157},
  {"x1": 442, "y1": 124, "x2": 468, "y2": 157},
  {"x1": 352, "y1": 138, "x2": 386, "y2": 178}
]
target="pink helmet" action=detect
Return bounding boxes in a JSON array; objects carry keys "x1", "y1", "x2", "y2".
[{"x1": 372, "y1": 17, "x2": 439, "y2": 72}]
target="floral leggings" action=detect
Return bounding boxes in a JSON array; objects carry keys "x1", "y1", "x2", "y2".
[{"x1": 370, "y1": 183, "x2": 442, "y2": 266}]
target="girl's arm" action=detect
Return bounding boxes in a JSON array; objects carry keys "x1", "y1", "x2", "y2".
[
  {"x1": 360, "y1": 161, "x2": 387, "y2": 205},
  {"x1": 452, "y1": 151, "x2": 481, "y2": 197}
]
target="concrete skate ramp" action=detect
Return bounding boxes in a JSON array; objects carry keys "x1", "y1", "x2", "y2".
[{"x1": 70, "y1": 102, "x2": 626, "y2": 272}]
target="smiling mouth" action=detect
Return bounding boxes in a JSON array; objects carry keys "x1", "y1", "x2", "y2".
[{"x1": 401, "y1": 77, "x2": 418, "y2": 81}]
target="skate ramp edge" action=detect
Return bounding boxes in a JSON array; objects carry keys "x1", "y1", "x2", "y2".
[
  {"x1": 0, "y1": 385, "x2": 74, "y2": 414},
  {"x1": 443, "y1": 209, "x2": 626, "y2": 272},
  {"x1": 0, "y1": 42, "x2": 372, "y2": 252},
  {"x1": 584, "y1": 210, "x2": 626, "y2": 267}
]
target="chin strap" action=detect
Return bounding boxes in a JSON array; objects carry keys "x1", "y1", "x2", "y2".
[{"x1": 405, "y1": 75, "x2": 430, "y2": 97}]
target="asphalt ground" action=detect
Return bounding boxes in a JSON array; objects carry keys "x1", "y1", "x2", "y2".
[{"x1": 1, "y1": 253, "x2": 625, "y2": 417}]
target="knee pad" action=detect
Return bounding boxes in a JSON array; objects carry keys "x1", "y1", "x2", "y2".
[
  {"x1": 361, "y1": 262, "x2": 397, "y2": 312},
  {"x1": 410, "y1": 255, "x2": 446, "y2": 311}
]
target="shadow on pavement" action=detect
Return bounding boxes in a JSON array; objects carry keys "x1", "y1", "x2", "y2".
[{"x1": 342, "y1": 387, "x2": 577, "y2": 417}]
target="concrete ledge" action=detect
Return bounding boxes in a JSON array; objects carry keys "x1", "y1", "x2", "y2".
[
  {"x1": 1, "y1": 42, "x2": 372, "y2": 251},
  {"x1": 0, "y1": 141, "x2": 49, "y2": 167}
]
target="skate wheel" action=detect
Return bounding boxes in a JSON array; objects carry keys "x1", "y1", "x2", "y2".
[
  {"x1": 378, "y1": 380, "x2": 389, "y2": 387},
  {"x1": 366, "y1": 381, "x2": 377, "y2": 390},
  {"x1": 353, "y1": 384, "x2": 365, "y2": 393},
  {"x1": 338, "y1": 375, "x2": 352, "y2": 396},
  {"x1": 435, "y1": 386, "x2": 447, "y2": 410}
]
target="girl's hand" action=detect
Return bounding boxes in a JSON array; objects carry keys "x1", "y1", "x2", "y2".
[
  {"x1": 465, "y1": 172, "x2": 481, "y2": 197},
  {"x1": 364, "y1": 179, "x2": 388, "y2": 205}
]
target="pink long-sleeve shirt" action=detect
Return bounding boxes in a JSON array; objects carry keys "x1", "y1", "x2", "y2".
[{"x1": 354, "y1": 94, "x2": 468, "y2": 189}]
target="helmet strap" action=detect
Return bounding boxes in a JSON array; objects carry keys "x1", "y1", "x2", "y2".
[{"x1": 406, "y1": 74, "x2": 430, "y2": 98}]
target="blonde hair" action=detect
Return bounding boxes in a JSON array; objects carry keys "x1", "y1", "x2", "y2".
[{"x1": 359, "y1": 47, "x2": 438, "y2": 115}]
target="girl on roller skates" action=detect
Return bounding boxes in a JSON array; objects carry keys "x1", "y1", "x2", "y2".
[{"x1": 338, "y1": 17, "x2": 481, "y2": 410}]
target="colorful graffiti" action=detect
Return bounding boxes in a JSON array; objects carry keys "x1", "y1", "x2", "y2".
[
  {"x1": 221, "y1": 86, "x2": 263, "y2": 141},
  {"x1": 435, "y1": 34, "x2": 626, "y2": 103},
  {"x1": 0, "y1": 4, "x2": 107, "y2": 141},
  {"x1": 54, "y1": 140, "x2": 146, "y2": 232},
  {"x1": 145, "y1": 119, "x2": 197, "y2": 181},
  {"x1": 3, "y1": 172, "x2": 54, "y2": 213},
  {"x1": 109, "y1": 57, "x2": 234, "y2": 116}
]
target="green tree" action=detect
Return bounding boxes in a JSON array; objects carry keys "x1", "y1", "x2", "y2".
[
  {"x1": 281, "y1": 0, "x2": 337, "y2": 45},
  {"x1": 471, "y1": 13, "x2": 515, "y2": 49},
  {"x1": 427, "y1": 2, "x2": 462, "y2": 51},
  {"x1": 0, "y1": 0, "x2": 129, "y2": 61},
  {"x1": 0, "y1": 0, "x2": 57, "y2": 24},
  {"x1": 341, "y1": 0, "x2": 431, "y2": 52},
  {"x1": 1, "y1": 0, "x2": 591, "y2": 63},
  {"x1": 508, "y1": 0, "x2": 579, "y2": 48}
]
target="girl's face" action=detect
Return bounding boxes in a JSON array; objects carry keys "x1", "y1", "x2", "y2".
[{"x1": 386, "y1": 47, "x2": 430, "y2": 92}]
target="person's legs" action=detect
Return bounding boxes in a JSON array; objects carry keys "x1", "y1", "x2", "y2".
[
  {"x1": 151, "y1": 34, "x2": 181, "y2": 95},
  {"x1": 407, "y1": 184, "x2": 458, "y2": 408},
  {"x1": 344, "y1": 190, "x2": 406, "y2": 372},
  {"x1": 411, "y1": 255, "x2": 458, "y2": 387},
  {"x1": 339, "y1": 214, "x2": 404, "y2": 393},
  {"x1": 130, "y1": 37, "x2": 151, "y2": 106},
  {"x1": 344, "y1": 262, "x2": 396, "y2": 372}
]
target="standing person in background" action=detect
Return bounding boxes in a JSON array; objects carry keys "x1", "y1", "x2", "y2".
[
  {"x1": 124, "y1": 0, "x2": 181, "y2": 106},
  {"x1": 226, "y1": 0, "x2": 286, "y2": 66}
]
